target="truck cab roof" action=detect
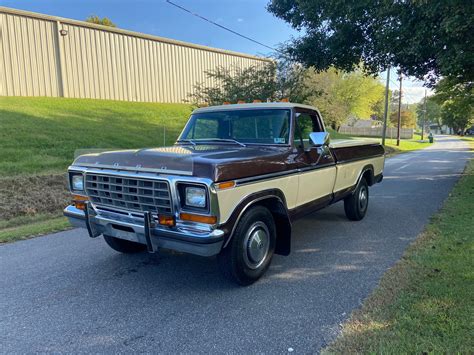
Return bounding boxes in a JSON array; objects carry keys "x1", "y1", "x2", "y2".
[{"x1": 192, "y1": 102, "x2": 319, "y2": 114}]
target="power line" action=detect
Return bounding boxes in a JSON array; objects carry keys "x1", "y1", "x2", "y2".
[
  {"x1": 388, "y1": 77, "x2": 420, "y2": 104},
  {"x1": 165, "y1": 0, "x2": 279, "y2": 54},
  {"x1": 166, "y1": 0, "x2": 425, "y2": 104},
  {"x1": 387, "y1": 74, "x2": 422, "y2": 104}
]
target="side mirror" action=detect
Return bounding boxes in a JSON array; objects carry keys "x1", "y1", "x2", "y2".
[{"x1": 309, "y1": 132, "x2": 330, "y2": 147}]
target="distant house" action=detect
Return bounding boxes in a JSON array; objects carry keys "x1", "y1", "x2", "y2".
[
  {"x1": 341, "y1": 117, "x2": 383, "y2": 129},
  {"x1": 428, "y1": 124, "x2": 453, "y2": 134}
]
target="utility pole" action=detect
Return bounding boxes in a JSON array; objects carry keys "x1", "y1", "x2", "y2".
[
  {"x1": 382, "y1": 66, "x2": 390, "y2": 146},
  {"x1": 396, "y1": 72, "x2": 402, "y2": 147},
  {"x1": 421, "y1": 89, "x2": 427, "y2": 140}
]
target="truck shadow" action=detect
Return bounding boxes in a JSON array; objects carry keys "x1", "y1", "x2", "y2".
[{"x1": 83, "y1": 202, "x2": 377, "y2": 293}]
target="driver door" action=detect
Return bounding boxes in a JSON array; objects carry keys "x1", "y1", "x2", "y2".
[{"x1": 294, "y1": 109, "x2": 337, "y2": 207}]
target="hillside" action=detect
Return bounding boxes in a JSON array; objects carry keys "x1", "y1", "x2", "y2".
[{"x1": 0, "y1": 97, "x2": 193, "y2": 176}]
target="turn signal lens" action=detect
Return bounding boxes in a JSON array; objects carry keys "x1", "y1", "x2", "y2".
[
  {"x1": 237, "y1": 100, "x2": 246, "y2": 104},
  {"x1": 72, "y1": 194, "x2": 89, "y2": 210},
  {"x1": 215, "y1": 181, "x2": 235, "y2": 190},
  {"x1": 158, "y1": 215, "x2": 176, "y2": 227},
  {"x1": 280, "y1": 98, "x2": 289, "y2": 102},
  {"x1": 180, "y1": 213, "x2": 217, "y2": 225},
  {"x1": 252, "y1": 99, "x2": 262, "y2": 103},
  {"x1": 223, "y1": 101, "x2": 231, "y2": 105}
]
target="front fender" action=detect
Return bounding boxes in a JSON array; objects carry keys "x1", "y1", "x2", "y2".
[{"x1": 219, "y1": 189, "x2": 292, "y2": 256}]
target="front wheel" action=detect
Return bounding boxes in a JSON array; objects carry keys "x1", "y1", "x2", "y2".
[
  {"x1": 217, "y1": 206, "x2": 276, "y2": 286},
  {"x1": 344, "y1": 177, "x2": 369, "y2": 221},
  {"x1": 103, "y1": 235, "x2": 146, "y2": 253}
]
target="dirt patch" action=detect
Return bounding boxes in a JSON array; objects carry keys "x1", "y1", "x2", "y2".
[{"x1": 0, "y1": 174, "x2": 70, "y2": 220}]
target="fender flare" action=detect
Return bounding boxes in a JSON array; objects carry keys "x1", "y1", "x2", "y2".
[
  {"x1": 356, "y1": 164, "x2": 375, "y2": 187},
  {"x1": 220, "y1": 189, "x2": 292, "y2": 256}
]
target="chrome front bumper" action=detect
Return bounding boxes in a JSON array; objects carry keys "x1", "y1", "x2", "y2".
[{"x1": 64, "y1": 205, "x2": 224, "y2": 257}]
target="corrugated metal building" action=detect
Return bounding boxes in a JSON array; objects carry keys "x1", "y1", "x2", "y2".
[{"x1": 0, "y1": 7, "x2": 271, "y2": 103}]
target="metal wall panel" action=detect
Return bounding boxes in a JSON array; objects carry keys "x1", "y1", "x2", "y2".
[
  {"x1": 0, "y1": 11, "x2": 61, "y2": 97},
  {"x1": 0, "y1": 7, "x2": 271, "y2": 102}
]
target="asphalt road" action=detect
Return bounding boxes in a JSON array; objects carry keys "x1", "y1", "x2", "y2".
[{"x1": 0, "y1": 136, "x2": 470, "y2": 353}]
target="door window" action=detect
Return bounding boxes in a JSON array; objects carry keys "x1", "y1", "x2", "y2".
[{"x1": 294, "y1": 112, "x2": 323, "y2": 148}]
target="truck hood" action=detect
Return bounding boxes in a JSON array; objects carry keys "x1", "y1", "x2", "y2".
[{"x1": 72, "y1": 145, "x2": 294, "y2": 182}]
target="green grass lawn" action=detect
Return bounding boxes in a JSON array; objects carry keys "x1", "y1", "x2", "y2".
[
  {"x1": 328, "y1": 128, "x2": 432, "y2": 155},
  {"x1": 383, "y1": 137, "x2": 432, "y2": 154},
  {"x1": 1, "y1": 96, "x2": 432, "y2": 177},
  {"x1": 0, "y1": 213, "x2": 71, "y2": 243},
  {"x1": 0, "y1": 96, "x2": 192, "y2": 241},
  {"x1": 325, "y1": 142, "x2": 474, "y2": 353},
  {"x1": 327, "y1": 128, "x2": 353, "y2": 140},
  {"x1": 0, "y1": 96, "x2": 192, "y2": 177}
]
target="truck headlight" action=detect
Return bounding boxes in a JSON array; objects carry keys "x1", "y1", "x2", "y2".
[
  {"x1": 70, "y1": 173, "x2": 84, "y2": 191},
  {"x1": 185, "y1": 186, "x2": 206, "y2": 208}
]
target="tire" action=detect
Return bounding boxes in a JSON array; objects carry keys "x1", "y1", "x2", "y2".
[
  {"x1": 344, "y1": 177, "x2": 369, "y2": 221},
  {"x1": 217, "y1": 206, "x2": 276, "y2": 286},
  {"x1": 103, "y1": 235, "x2": 146, "y2": 253}
]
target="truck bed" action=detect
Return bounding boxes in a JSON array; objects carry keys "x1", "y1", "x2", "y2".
[{"x1": 329, "y1": 138, "x2": 379, "y2": 149}]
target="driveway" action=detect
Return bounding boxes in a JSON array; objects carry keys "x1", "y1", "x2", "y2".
[{"x1": 0, "y1": 136, "x2": 470, "y2": 353}]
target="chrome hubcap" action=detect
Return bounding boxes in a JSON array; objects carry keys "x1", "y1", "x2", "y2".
[
  {"x1": 243, "y1": 221, "x2": 270, "y2": 269},
  {"x1": 359, "y1": 186, "x2": 368, "y2": 211}
]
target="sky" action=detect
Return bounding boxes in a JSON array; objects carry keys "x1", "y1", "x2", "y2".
[
  {"x1": 2, "y1": 0, "x2": 430, "y2": 103},
  {"x1": 380, "y1": 68, "x2": 433, "y2": 105}
]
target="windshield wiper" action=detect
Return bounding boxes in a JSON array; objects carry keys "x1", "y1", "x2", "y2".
[
  {"x1": 197, "y1": 138, "x2": 247, "y2": 147},
  {"x1": 176, "y1": 139, "x2": 196, "y2": 147}
]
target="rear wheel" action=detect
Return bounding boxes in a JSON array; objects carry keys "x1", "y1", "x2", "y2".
[
  {"x1": 103, "y1": 235, "x2": 146, "y2": 253},
  {"x1": 344, "y1": 177, "x2": 369, "y2": 221},
  {"x1": 218, "y1": 206, "x2": 276, "y2": 286}
]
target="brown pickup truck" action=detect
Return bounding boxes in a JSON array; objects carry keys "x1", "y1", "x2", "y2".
[{"x1": 64, "y1": 103, "x2": 384, "y2": 285}]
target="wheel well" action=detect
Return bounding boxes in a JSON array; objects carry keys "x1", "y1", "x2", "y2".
[
  {"x1": 361, "y1": 166, "x2": 375, "y2": 186},
  {"x1": 253, "y1": 198, "x2": 292, "y2": 256}
]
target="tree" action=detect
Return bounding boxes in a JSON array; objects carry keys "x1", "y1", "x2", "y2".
[
  {"x1": 267, "y1": 0, "x2": 474, "y2": 86},
  {"x1": 86, "y1": 15, "x2": 116, "y2": 27},
  {"x1": 189, "y1": 63, "x2": 384, "y2": 129},
  {"x1": 433, "y1": 77, "x2": 473, "y2": 132},
  {"x1": 304, "y1": 68, "x2": 350, "y2": 129},
  {"x1": 440, "y1": 102, "x2": 470, "y2": 133},
  {"x1": 370, "y1": 97, "x2": 386, "y2": 122},
  {"x1": 390, "y1": 90, "x2": 401, "y2": 114},
  {"x1": 274, "y1": 56, "x2": 312, "y2": 104},
  {"x1": 304, "y1": 68, "x2": 385, "y2": 129},
  {"x1": 389, "y1": 110, "x2": 416, "y2": 129},
  {"x1": 187, "y1": 63, "x2": 307, "y2": 106},
  {"x1": 416, "y1": 96, "x2": 442, "y2": 130},
  {"x1": 188, "y1": 64, "x2": 277, "y2": 105}
]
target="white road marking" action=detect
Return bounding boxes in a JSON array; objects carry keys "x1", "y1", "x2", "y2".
[{"x1": 393, "y1": 163, "x2": 411, "y2": 171}]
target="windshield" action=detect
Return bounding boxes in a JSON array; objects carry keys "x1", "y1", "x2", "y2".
[{"x1": 179, "y1": 109, "x2": 291, "y2": 145}]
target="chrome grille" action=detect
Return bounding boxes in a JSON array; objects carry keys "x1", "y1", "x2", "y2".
[{"x1": 85, "y1": 173, "x2": 172, "y2": 214}]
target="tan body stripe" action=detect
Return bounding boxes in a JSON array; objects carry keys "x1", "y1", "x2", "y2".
[{"x1": 216, "y1": 156, "x2": 384, "y2": 224}]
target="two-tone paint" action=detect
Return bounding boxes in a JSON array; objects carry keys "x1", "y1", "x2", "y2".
[{"x1": 64, "y1": 103, "x2": 385, "y2": 258}]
